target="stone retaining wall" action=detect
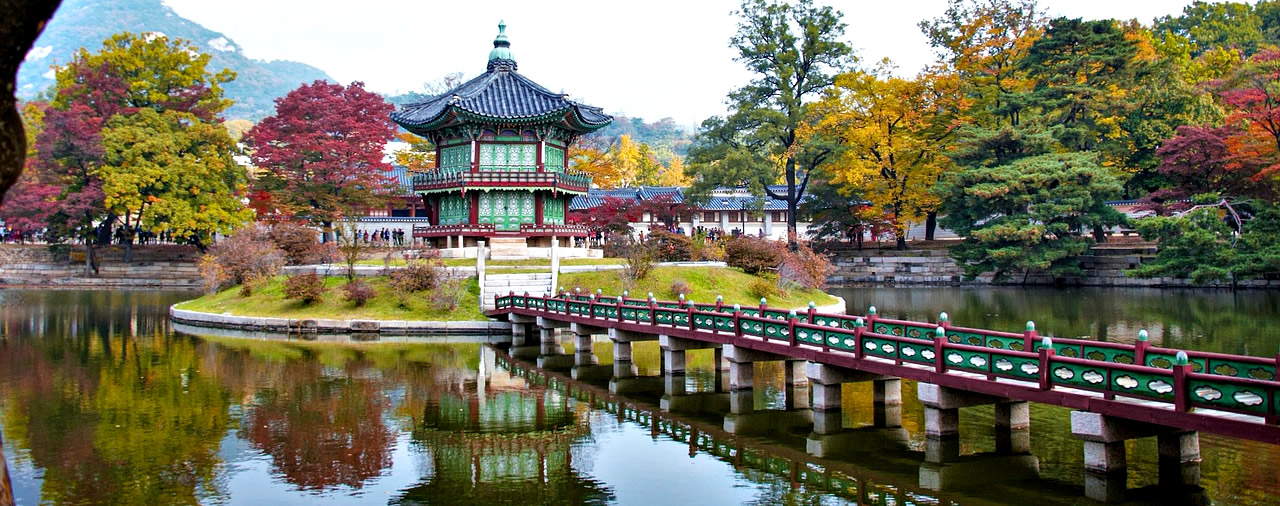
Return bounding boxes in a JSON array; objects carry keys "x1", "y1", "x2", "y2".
[
  {"x1": 828, "y1": 249, "x2": 1278, "y2": 288},
  {"x1": 169, "y1": 307, "x2": 512, "y2": 335}
]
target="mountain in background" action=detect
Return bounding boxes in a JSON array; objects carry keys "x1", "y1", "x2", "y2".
[{"x1": 17, "y1": 0, "x2": 333, "y2": 121}]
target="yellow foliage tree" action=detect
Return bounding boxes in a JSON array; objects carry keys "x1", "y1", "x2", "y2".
[
  {"x1": 392, "y1": 132, "x2": 435, "y2": 173},
  {"x1": 815, "y1": 63, "x2": 958, "y2": 248},
  {"x1": 657, "y1": 155, "x2": 691, "y2": 187}
]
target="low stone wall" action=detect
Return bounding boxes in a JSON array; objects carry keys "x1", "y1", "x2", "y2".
[
  {"x1": 828, "y1": 248, "x2": 1278, "y2": 288},
  {"x1": 0, "y1": 244, "x2": 202, "y2": 288},
  {"x1": 169, "y1": 307, "x2": 512, "y2": 335}
]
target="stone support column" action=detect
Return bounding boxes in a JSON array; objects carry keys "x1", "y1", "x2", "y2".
[
  {"x1": 662, "y1": 349, "x2": 686, "y2": 374},
  {"x1": 613, "y1": 341, "x2": 632, "y2": 363}
]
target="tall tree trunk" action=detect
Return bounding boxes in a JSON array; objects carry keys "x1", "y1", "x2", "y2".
[
  {"x1": 925, "y1": 211, "x2": 937, "y2": 241},
  {"x1": 123, "y1": 229, "x2": 134, "y2": 263},
  {"x1": 0, "y1": 0, "x2": 62, "y2": 205},
  {"x1": 896, "y1": 236, "x2": 908, "y2": 250},
  {"x1": 83, "y1": 241, "x2": 98, "y2": 277},
  {"x1": 322, "y1": 220, "x2": 333, "y2": 243},
  {"x1": 1091, "y1": 224, "x2": 1107, "y2": 244},
  {"x1": 0, "y1": 432, "x2": 13, "y2": 506}
]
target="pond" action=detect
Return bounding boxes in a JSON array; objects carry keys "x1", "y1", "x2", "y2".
[{"x1": 0, "y1": 288, "x2": 1277, "y2": 505}]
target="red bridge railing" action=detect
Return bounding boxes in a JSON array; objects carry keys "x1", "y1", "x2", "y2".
[{"x1": 492, "y1": 292, "x2": 1280, "y2": 441}]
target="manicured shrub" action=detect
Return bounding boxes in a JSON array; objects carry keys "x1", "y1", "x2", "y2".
[
  {"x1": 198, "y1": 255, "x2": 229, "y2": 295},
  {"x1": 650, "y1": 230, "x2": 694, "y2": 262},
  {"x1": 391, "y1": 260, "x2": 441, "y2": 293},
  {"x1": 283, "y1": 273, "x2": 326, "y2": 304},
  {"x1": 724, "y1": 236, "x2": 783, "y2": 274},
  {"x1": 268, "y1": 222, "x2": 327, "y2": 265},
  {"x1": 430, "y1": 278, "x2": 466, "y2": 311},
  {"x1": 747, "y1": 277, "x2": 778, "y2": 300},
  {"x1": 669, "y1": 278, "x2": 691, "y2": 298},
  {"x1": 618, "y1": 237, "x2": 659, "y2": 284},
  {"x1": 341, "y1": 279, "x2": 376, "y2": 307},
  {"x1": 779, "y1": 238, "x2": 835, "y2": 289},
  {"x1": 207, "y1": 225, "x2": 287, "y2": 291}
]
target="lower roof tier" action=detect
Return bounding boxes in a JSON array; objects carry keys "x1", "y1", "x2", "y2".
[{"x1": 413, "y1": 170, "x2": 589, "y2": 195}]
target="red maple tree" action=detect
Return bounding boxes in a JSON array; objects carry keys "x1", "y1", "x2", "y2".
[{"x1": 245, "y1": 81, "x2": 396, "y2": 239}]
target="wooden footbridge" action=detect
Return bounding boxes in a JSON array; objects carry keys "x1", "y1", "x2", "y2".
[{"x1": 490, "y1": 290, "x2": 1278, "y2": 501}]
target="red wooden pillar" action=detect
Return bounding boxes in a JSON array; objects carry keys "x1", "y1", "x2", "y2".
[
  {"x1": 535, "y1": 193, "x2": 544, "y2": 225},
  {"x1": 469, "y1": 192, "x2": 479, "y2": 224}
]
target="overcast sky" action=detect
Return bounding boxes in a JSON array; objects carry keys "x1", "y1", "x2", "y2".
[{"x1": 162, "y1": 0, "x2": 1190, "y2": 127}]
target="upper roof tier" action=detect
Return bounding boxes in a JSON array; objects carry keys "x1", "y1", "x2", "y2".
[{"x1": 390, "y1": 21, "x2": 613, "y2": 137}]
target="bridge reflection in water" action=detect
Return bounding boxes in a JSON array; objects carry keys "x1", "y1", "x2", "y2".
[
  {"x1": 492, "y1": 339, "x2": 1213, "y2": 505},
  {"x1": 494, "y1": 292, "x2": 1280, "y2": 503}
]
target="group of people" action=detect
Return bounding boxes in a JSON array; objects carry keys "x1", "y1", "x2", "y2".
[
  {"x1": 356, "y1": 228, "x2": 409, "y2": 247},
  {"x1": 0, "y1": 227, "x2": 39, "y2": 243},
  {"x1": 112, "y1": 226, "x2": 173, "y2": 245}
]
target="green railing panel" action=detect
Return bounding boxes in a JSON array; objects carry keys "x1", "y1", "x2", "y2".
[
  {"x1": 989, "y1": 355, "x2": 1040, "y2": 379},
  {"x1": 1204, "y1": 358, "x2": 1277, "y2": 381},
  {"x1": 692, "y1": 314, "x2": 717, "y2": 330},
  {"x1": 862, "y1": 337, "x2": 901, "y2": 360},
  {"x1": 794, "y1": 326, "x2": 825, "y2": 345},
  {"x1": 873, "y1": 322, "x2": 904, "y2": 337},
  {"x1": 714, "y1": 316, "x2": 735, "y2": 331},
  {"x1": 1081, "y1": 346, "x2": 1136, "y2": 365},
  {"x1": 1048, "y1": 361, "x2": 1111, "y2": 390},
  {"x1": 1108, "y1": 370, "x2": 1175, "y2": 400},
  {"x1": 1188, "y1": 379, "x2": 1272, "y2": 414},
  {"x1": 899, "y1": 340, "x2": 937, "y2": 364},
  {"x1": 741, "y1": 320, "x2": 766, "y2": 337},
  {"x1": 1146, "y1": 352, "x2": 1206, "y2": 373},
  {"x1": 673, "y1": 312, "x2": 690, "y2": 326},
  {"x1": 812, "y1": 315, "x2": 843, "y2": 328},
  {"x1": 653, "y1": 308, "x2": 676, "y2": 324},
  {"x1": 947, "y1": 330, "x2": 986, "y2": 347},
  {"x1": 762, "y1": 321, "x2": 789, "y2": 340},
  {"x1": 943, "y1": 348, "x2": 992, "y2": 373},
  {"x1": 623, "y1": 299, "x2": 648, "y2": 307}
]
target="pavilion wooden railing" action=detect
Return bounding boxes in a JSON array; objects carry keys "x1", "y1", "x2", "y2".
[{"x1": 493, "y1": 292, "x2": 1280, "y2": 433}]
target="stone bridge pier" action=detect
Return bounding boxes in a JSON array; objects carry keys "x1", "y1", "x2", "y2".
[
  {"x1": 806, "y1": 362, "x2": 902, "y2": 435},
  {"x1": 1070, "y1": 411, "x2": 1201, "y2": 503},
  {"x1": 608, "y1": 328, "x2": 656, "y2": 378},
  {"x1": 917, "y1": 383, "x2": 1031, "y2": 463},
  {"x1": 721, "y1": 344, "x2": 811, "y2": 435}
]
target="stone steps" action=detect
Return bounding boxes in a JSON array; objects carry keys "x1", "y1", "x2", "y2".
[{"x1": 482, "y1": 271, "x2": 552, "y2": 310}]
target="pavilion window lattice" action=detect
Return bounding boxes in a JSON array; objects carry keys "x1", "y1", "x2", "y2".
[
  {"x1": 542, "y1": 196, "x2": 565, "y2": 224},
  {"x1": 439, "y1": 145, "x2": 472, "y2": 174},
  {"x1": 479, "y1": 143, "x2": 537, "y2": 172},
  {"x1": 544, "y1": 145, "x2": 565, "y2": 173},
  {"x1": 439, "y1": 194, "x2": 470, "y2": 225}
]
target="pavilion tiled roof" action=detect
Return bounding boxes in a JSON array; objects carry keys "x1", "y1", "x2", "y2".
[{"x1": 390, "y1": 22, "x2": 611, "y2": 135}]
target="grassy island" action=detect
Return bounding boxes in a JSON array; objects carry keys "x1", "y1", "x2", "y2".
[
  {"x1": 558, "y1": 266, "x2": 839, "y2": 309},
  {"x1": 174, "y1": 276, "x2": 487, "y2": 321},
  {"x1": 173, "y1": 265, "x2": 841, "y2": 323}
]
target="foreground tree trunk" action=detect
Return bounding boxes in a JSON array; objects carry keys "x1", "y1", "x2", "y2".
[
  {"x1": 0, "y1": 432, "x2": 12, "y2": 506},
  {"x1": 925, "y1": 212, "x2": 937, "y2": 241},
  {"x1": 0, "y1": 0, "x2": 62, "y2": 205}
]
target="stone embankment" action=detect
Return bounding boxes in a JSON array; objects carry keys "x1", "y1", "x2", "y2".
[
  {"x1": 825, "y1": 242, "x2": 1278, "y2": 288},
  {"x1": 169, "y1": 307, "x2": 512, "y2": 335},
  {"x1": 0, "y1": 244, "x2": 201, "y2": 288}
]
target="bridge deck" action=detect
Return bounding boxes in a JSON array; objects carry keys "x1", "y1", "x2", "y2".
[{"x1": 491, "y1": 293, "x2": 1280, "y2": 444}]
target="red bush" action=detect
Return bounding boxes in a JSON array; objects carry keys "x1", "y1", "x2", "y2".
[
  {"x1": 724, "y1": 236, "x2": 783, "y2": 274},
  {"x1": 341, "y1": 279, "x2": 377, "y2": 307},
  {"x1": 283, "y1": 273, "x2": 327, "y2": 304}
]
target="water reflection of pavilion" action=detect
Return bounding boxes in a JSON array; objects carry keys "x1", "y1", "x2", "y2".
[{"x1": 397, "y1": 347, "x2": 614, "y2": 504}]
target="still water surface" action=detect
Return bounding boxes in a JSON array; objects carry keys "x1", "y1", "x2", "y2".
[{"x1": 0, "y1": 288, "x2": 1277, "y2": 505}]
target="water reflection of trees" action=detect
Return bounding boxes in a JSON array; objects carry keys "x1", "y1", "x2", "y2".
[{"x1": 0, "y1": 290, "x2": 228, "y2": 504}]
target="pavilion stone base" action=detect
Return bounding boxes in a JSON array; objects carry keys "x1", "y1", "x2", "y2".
[{"x1": 435, "y1": 245, "x2": 602, "y2": 259}]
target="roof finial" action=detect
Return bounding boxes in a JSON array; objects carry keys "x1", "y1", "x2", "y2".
[{"x1": 487, "y1": 20, "x2": 516, "y2": 71}]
